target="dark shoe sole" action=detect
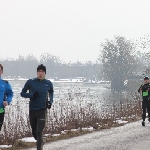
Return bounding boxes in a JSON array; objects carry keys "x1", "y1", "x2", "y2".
[{"x1": 142, "y1": 122, "x2": 145, "y2": 126}]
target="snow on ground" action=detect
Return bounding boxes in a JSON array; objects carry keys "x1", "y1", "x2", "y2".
[
  {"x1": 18, "y1": 119, "x2": 150, "y2": 150},
  {"x1": 115, "y1": 119, "x2": 128, "y2": 124},
  {"x1": 19, "y1": 137, "x2": 36, "y2": 143},
  {"x1": 0, "y1": 145, "x2": 12, "y2": 148},
  {"x1": 18, "y1": 126, "x2": 94, "y2": 143},
  {"x1": 82, "y1": 126, "x2": 94, "y2": 131}
]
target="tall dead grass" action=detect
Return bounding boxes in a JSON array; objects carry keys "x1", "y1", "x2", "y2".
[{"x1": 0, "y1": 88, "x2": 142, "y2": 148}]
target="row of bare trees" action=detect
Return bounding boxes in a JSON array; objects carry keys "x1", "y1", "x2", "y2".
[
  {"x1": 0, "y1": 53, "x2": 102, "y2": 80},
  {"x1": 0, "y1": 35, "x2": 150, "y2": 91}
]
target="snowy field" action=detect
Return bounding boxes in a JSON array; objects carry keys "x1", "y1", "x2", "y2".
[
  {"x1": 0, "y1": 81, "x2": 112, "y2": 145},
  {"x1": 0, "y1": 80, "x2": 142, "y2": 149}
]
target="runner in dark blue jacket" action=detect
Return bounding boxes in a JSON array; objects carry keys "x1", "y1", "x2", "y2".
[{"x1": 20, "y1": 64, "x2": 54, "y2": 150}]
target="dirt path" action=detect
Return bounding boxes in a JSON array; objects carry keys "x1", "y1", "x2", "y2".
[{"x1": 20, "y1": 120, "x2": 150, "y2": 150}]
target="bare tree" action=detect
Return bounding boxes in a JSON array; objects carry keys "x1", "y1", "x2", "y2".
[
  {"x1": 101, "y1": 36, "x2": 136, "y2": 91},
  {"x1": 136, "y1": 34, "x2": 150, "y2": 76}
]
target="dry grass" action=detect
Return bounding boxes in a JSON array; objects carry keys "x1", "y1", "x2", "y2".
[{"x1": 0, "y1": 86, "x2": 143, "y2": 149}]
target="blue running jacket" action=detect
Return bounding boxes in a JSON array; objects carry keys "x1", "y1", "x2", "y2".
[{"x1": 0, "y1": 78, "x2": 13, "y2": 108}]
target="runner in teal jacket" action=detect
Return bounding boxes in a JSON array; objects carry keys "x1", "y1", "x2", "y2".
[{"x1": 20, "y1": 64, "x2": 54, "y2": 150}]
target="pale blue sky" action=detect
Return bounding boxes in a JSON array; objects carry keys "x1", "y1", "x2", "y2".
[{"x1": 0, "y1": 0, "x2": 150, "y2": 62}]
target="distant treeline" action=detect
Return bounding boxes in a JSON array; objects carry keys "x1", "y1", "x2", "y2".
[{"x1": 0, "y1": 53, "x2": 102, "y2": 79}]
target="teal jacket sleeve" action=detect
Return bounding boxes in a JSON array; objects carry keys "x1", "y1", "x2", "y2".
[
  {"x1": 20, "y1": 80, "x2": 33, "y2": 98},
  {"x1": 6, "y1": 82, "x2": 13, "y2": 104}
]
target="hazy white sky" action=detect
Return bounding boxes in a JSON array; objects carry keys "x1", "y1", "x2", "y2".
[{"x1": 0, "y1": 0, "x2": 150, "y2": 63}]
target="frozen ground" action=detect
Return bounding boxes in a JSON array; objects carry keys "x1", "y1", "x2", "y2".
[{"x1": 19, "y1": 120, "x2": 150, "y2": 150}]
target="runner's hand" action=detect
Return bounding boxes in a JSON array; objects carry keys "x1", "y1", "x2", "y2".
[
  {"x1": 47, "y1": 103, "x2": 51, "y2": 109},
  {"x1": 3, "y1": 101, "x2": 8, "y2": 107}
]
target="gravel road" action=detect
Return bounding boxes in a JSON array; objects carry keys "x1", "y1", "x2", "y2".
[{"x1": 20, "y1": 120, "x2": 150, "y2": 150}]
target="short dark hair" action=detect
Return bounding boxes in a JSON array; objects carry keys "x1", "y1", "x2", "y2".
[{"x1": 37, "y1": 64, "x2": 46, "y2": 74}]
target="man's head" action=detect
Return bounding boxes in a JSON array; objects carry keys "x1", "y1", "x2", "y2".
[
  {"x1": 144, "y1": 76, "x2": 149, "y2": 84},
  {"x1": 37, "y1": 64, "x2": 46, "y2": 80},
  {"x1": 0, "y1": 64, "x2": 3, "y2": 77}
]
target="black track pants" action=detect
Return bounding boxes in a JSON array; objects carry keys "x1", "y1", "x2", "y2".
[
  {"x1": 142, "y1": 100, "x2": 150, "y2": 121},
  {"x1": 29, "y1": 109, "x2": 47, "y2": 150},
  {"x1": 0, "y1": 112, "x2": 4, "y2": 131}
]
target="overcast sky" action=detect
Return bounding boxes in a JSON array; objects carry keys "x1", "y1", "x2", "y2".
[{"x1": 0, "y1": 0, "x2": 150, "y2": 63}]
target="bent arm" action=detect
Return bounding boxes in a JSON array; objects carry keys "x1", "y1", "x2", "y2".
[
  {"x1": 138, "y1": 85, "x2": 142, "y2": 93},
  {"x1": 20, "y1": 80, "x2": 33, "y2": 98},
  {"x1": 6, "y1": 83, "x2": 13, "y2": 104}
]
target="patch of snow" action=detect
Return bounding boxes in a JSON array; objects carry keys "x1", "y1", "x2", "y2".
[
  {"x1": 115, "y1": 119, "x2": 128, "y2": 124},
  {"x1": 64, "y1": 130, "x2": 70, "y2": 132},
  {"x1": 121, "y1": 117, "x2": 127, "y2": 119},
  {"x1": 0, "y1": 145, "x2": 12, "y2": 148},
  {"x1": 43, "y1": 134, "x2": 51, "y2": 137},
  {"x1": 61, "y1": 131, "x2": 67, "y2": 134},
  {"x1": 19, "y1": 137, "x2": 36, "y2": 142},
  {"x1": 52, "y1": 134, "x2": 61, "y2": 137},
  {"x1": 71, "y1": 129, "x2": 79, "y2": 132},
  {"x1": 82, "y1": 127, "x2": 94, "y2": 131}
]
